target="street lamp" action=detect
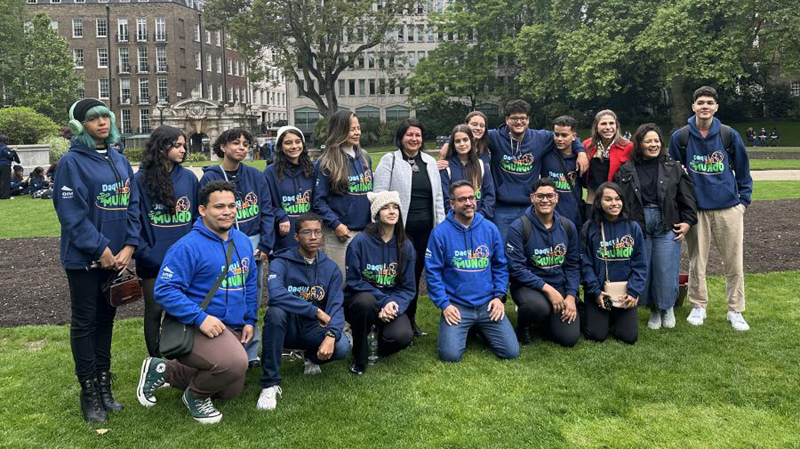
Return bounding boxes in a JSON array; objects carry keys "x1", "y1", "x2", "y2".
[{"x1": 155, "y1": 101, "x2": 169, "y2": 126}]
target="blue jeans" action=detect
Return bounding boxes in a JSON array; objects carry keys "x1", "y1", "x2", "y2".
[
  {"x1": 437, "y1": 303, "x2": 520, "y2": 362},
  {"x1": 244, "y1": 234, "x2": 264, "y2": 362},
  {"x1": 640, "y1": 205, "x2": 681, "y2": 310},
  {"x1": 493, "y1": 204, "x2": 529, "y2": 243},
  {"x1": 259, "y1": 306, "x2": 351, "y2": 388}
]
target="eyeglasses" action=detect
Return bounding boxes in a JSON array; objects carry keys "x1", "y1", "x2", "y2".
[
  {"x1": 455, "y1": 196, "x2": 477, "y2": 203},
  {"x1": 297, "y1": 229, "x2": 323, "y2": 237},
  {"x1": 534, "y1": 193, "x2": 557, "y2": 201},
  {"x1": 508, "y1": 116, "x2": 529, "y2": 124}
]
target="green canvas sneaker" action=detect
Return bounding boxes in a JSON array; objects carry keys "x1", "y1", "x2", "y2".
[
  {"x1": 182, "y1": 389, "x2": 222, "y2": 424},
  {"x1": 136, "y1": 357, "x2": 167, "y2": 408}
]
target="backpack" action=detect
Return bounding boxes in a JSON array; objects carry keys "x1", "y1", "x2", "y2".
[
  {"x1": 520, "y1": 214, "x2": 573, "y2": 246},
  {"x1": 675, "y1": 124, "x2": 734, "y2": 164}
]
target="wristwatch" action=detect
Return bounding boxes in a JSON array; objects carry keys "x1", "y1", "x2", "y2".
[{"x1": 325, "y1": 330, "x2": 336, "y2": 339}]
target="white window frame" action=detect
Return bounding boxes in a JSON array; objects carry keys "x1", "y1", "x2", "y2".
[{"x1": 72, "y1": 18, "x2": 83, "y2": 38}]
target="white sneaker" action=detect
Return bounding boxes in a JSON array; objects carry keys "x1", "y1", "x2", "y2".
[
  {"x1": 256, "y1": 386, "x2": 282, "y2": 411},
  {"x1": 662, "y1": 308, "x2": 676, "y2": 328},
  {"x1": 647, "y1": 310, "x2": 662, "y2": 330},
  {"x1": 686, "y1": 307, "x2": 706, "y2": 326},
  {"x1": 303, "y1": 359, "x2": 321, "y2": 375},
  {"x1": 727, "y1": 311, "x2": 750, "y2": 331}
]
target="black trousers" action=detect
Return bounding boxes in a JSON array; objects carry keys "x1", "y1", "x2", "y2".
[
  {"x1": 0, "y1": 165, "x2": 10, "y2": 199},
  {"x1": 511, "y1": 285, "x2": 580, "y2": 347},
  {"x1": 141, "y1": 277, "x2": 164, "y2": 357},
  {"x1": 404, "y1": 219, "x2": 432, "y2": 324},
  {"x1": 344, "y1": 292, "x2": 414, "y2": 366},
  {"x1": 583, "y1": 293, "x2": 638, "y2": 344},
  {"x1": 65, "y1": 269, "x2": 117, "y2": 382}
]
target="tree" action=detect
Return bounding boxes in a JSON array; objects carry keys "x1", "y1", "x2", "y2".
[
  {"x1": 0, "y1": 107, "x2": 59, "y2": 145},
  {"x1": 204, "y1": 0, "x2": 414, "y2": 117},
  {"x1": 6, "y1": 13, "x2": 83, "y2": 122},
  {"x1": 0, "y1": 0, "x2": 26, "y2": 101}
]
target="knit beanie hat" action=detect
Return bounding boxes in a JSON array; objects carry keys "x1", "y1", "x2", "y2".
[
  {"x1": 68, "y1": 98, "x2": 106, "y2": 123},
  {"x1": 275, "y1": 126, "x2": 305, "y2": 145},
  {"x1": 367, "y1": 190, "x2": 401, "y2": 222}
]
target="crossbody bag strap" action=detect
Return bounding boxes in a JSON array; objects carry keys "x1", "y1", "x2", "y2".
[
  {"x1": 199, "y1": 239, "x2": 235, "y2": 310},
  {"x1": 600, "y1": 222, "x2": 610, "y2": 283}
]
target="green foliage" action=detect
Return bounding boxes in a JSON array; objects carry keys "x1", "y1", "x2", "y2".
[
  {"x1": 38, "y1": 135, "x2": 70, "y2": 163},
  {"x1": 0, "y1": 107, "x2": 59, "y2": 145},
  {"x1": 417, "y1": 102, "x2": 471, "y2": 138},
  {"x1": 313, "y1": 117, "x2": 329, "y2": 147},
  {"x1": 185, "y1": 152, "x2": 209, "y2": 163},
  {"x1": 124, "y1": 148, "x2": 144, "y2": 163},
  {"x1": 0, "y1": 0, "x2": 25, "y2": 97}
]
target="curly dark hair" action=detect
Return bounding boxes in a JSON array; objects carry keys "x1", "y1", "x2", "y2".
[
  {"x1": 212, "y1": 128, "x2": 253, "y2": 158},
  {"x1": 274, "y1": 129, "x2": 314, "y2": 181},
  {"x1": 141, "y1": 125, "x2": 186, "y2": 214}
]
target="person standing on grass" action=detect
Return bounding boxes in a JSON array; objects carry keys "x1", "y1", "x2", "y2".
[
  {"x1": 487, "y1": 100, "x2": 588, "y2": 242},
  {"x1": 426, "y1": 180, "x2": 519, "y2": 363},
  {"x1": 373, "y1": 118, "x2": 445, "y2": 337},
  {"x1": 200, "y1": 128, "x2": 273, "y2": 367},
  {"x1": 257, "y1": 213, "x2": 350, "y2": 411},
  {"x1": 53, "y1": 98, "x2": 140, "y2": 422},
  {"x1": 439, "y1": 124, "x2": 496, "y2": 220},
  {"x1": 264, "y1": 126, "x2": 315, "y2": 253},
  {"x1": 136, "y1": 181, "x2": 256, "y2": 424},
  {"x1": 615, "y1": 123, "x2": 697, "y2": 331},
  {"x1": 541, "y1": 116, "x2": 584, "y2": 229},
  {"x1": 668, "y1": 86, "x2": 753, "y2": 331},
  {"x1": 506, "y1": 178, "x2": 581, "y2": 347},
  {"x1": 344, "y1": 191, "x2": 416, "y2": 375},
  {"x1": 582, "y1": 109, "x2": 634, "y2": 213},
  {"x1": 581, "y1": 182, "x2": 647, "y2": 344},
  {"x1": 134, "y1": 126, "x2": 199, "y2": 357},
  {"x1": 0, "y1": 134, "x2": 19, "y2": 200},
  {"x1": 313, "y1": 110, "x2": 372, "y2": 278}
]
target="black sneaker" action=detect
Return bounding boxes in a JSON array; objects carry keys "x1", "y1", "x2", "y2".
[
  {"x1": 516, "y1": 326, "x2": 532, "y2": 346},
  {"x1": 79, "y1": 378, "x2": 107, "y2": 422},
  {"x1": 349, "y1": 363, "x2": 366, "y2": 376},
  {"x1": 136, "y1": 357, "x2": 167, "y2": 408},
  {"x1": 411, "y1": 321, "x2": 428, "y2": 338},
  {"x1": 182, "y1": 389, "x2": 222, "y2": 424},
  {"x1": 97, "y1": 371, "x2": 124, "y2": 412}
]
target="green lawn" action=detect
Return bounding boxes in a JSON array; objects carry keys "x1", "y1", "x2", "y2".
[
  {"x1": 750, "y1": 159, "x2": 800, "y2": 170},
  {"x1": 751, "y1": 181, "x2": 800, "y2": 201},
  {"x1": 1, "y1": 271, "x2": 798, "y2": 448},
  {"x1": 747, "y1": 147, "x2": 800, "y2": 153}
]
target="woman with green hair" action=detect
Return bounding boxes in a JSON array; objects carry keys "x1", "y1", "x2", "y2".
[{"x1": 53, "y1": 98, "x2": 140, "y2": 422}]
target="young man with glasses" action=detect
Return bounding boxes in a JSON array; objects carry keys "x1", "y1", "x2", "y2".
[
  {"x1": 505, "y1": 178, "x2": 581, "y2": 346},
  {"x1": 256, "y1": 212, "x2": 351, "y2": 410},
  {"x1": 487, "y1": 100, "x2": 589, "y2": 242},
  {"x1": 425, "y1": 180, "x2": 519, "y2": 362}
]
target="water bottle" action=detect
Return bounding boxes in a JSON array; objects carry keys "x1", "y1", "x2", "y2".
[{"x1": 367, "y1": 325, "x2": 379, "y2": 365}]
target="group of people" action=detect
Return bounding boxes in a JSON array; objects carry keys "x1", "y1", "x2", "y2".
[
  {"x1": 0, "y1": 135, "x2": 57, "y2": 200},
  {"x1": 52, "y1": 85, "x2": 752, "y2": 424},
  {"x1": 746, "y1": 127, "x2": 781, "y2": 147}
]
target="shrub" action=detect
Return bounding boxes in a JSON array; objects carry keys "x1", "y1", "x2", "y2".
[
  {"x1": 123, "y1": 148, "x2": 144, "y2": 163},
  {"x1": 38, "y1": 135, "x2": 71, "y2": 163},
  {"x1": 0, "y1": 107, "x2": 59, "y2": 145},
  {"x1": 185, "y1": 152, "x2": 209, "y2": 163},
  {"x1": 313, "y1": 117, "x2": 329, "y2": 147}
]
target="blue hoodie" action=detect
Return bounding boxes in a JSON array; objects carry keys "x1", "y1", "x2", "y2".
[
  {"x1": 28, "y1": 176, "x2": 49, "y2": 195},
  {"x1": 200, "y1": 164, "x2": 274, "y2": 253},
  {"x1": 345, "y1": 231, "x2": 416, "y2": 314},
  {"x1": 506, "y1": 208, "x2": 580, "y2": 296},
  {"x1": 53, "y1": 140, "x2": 140, "y2": 269},
  {"x1": 267, "y1": 247, "x2": 345, "y2": 340},
  {"x1": 264, "y1": 163, "x2": 314, "y2": 252},
  {"x1": 154, "y1": 218, "x2": 257, "y2": 329},
  {"x1": 580, "y1": 218, "x2": 647, "y2": 299},
  {"x1": 541, "y1": 149, "x2": 583, "y2": 228},
  {"x1": 440, "y1": 155, "x2": 496, "y2": 219},
  {"x1": 425, "y1": 212, "x2": 508, "y2": 309},
  {"x1": 0, "y1": 145, "x2": 15, "y2": 167},
  {"x1": 668, "y1": 116, "x2": 752, "y2": 210},
  {"x1": 312, "y1": 151, "x2": 373, "y2": 231},
  {"x1": 133, "y1": 165, "x2": 200, "y2": 276},
  {"x1": 488, "y1": 124, "x2": 585, "y2": 206}
]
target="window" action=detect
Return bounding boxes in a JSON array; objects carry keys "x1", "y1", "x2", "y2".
[
  {"x1": 356, "y1": 106, "x2": 379, "y2": 120},
  {"x1": 139, "y1": 78, "x2": 150, "y2": 103},
  {"x1": 369, "y1": 79, "x2": 375, "y2": 96},
  {"x1": 206, "y1": 54, "x2": 211, "y2": 72},
  {"x1": 96, "y1": 18, "x2": 107, "y2": 38},
  {"x1": 397, "y1": 25, "x2": 404, "y2": 42},
  {"x1": 120, "y1": 110, "x2": 131, "y2": 134},
  {"x1": 207, "y1": 82, "x2": 213, "y2": 99},
  {"x1": 194, "y1": 24, "x2": 200, "y2": 42},
  {"x1": 216, "y1": 31, "x2": 221, "y2": 46},
  {"x1": 136, "y1": 19, "x2": 147, "y2": 42},
  {"x1": 27, "y1": 0, "x2": 37, "y2": 4},
  {"x1": 216, "y1": 56, "x2": 222, "y2": 73},
  {"x1": 294, "y1": 107, "x2": 320, "y2": 134},
  {"x1": 388, "y1": 78, "x2": 396, "y2": 95},
  {"x1": 418, "y1": 51, "x2": 426, "y2": 62},
  {"x1": 297, "y1": 80, "x2": 304, "y2": 96},
  {"x1": 157, "y1": 78, "x2": 168, "y2": 102},
  {"x1": 179, "y1": 48, "x2": 186, "y2": 68},
  {"x1": 792, "y1": 82, "x2": 800, "y2": 97},
  {"x1": 270, "y1": 91, "x2": 275, "y2": 104},
  {"x1": 217, "y1": 85, "x2": 223, "y2": 102},
  {"x1": 50, "y1": 0, "x2": 60, "y2": 3},
  {"x1": 416, "y1": 25, "x2": 424, "y2": 42},
  {"x1": 72, "y1": 19, "x2": 83, "y2": 38},
  {"x1": 73, "y1": 49, "x2": 84, "y2": 68},
  {"x1": 120, "y1": 78, "x2": 131, "y2": 104},
  {"x1": 177, "y1": 19, "x2": 185, "y2": 39},
  {"x1": 155, "y1": 18, "x2": 166, "y2": 41},
  {"x1": 386, "y1": 105, "x2": 410, "y2": 122},
  {"x1": 338, "y1": 79, "x2": 345, "y2": 97},
  {"x1": 205, "y1": 31, "x2": 211, "y2": 44},
  {"x1": 137, "y1": 47, "x2": 148, "y2": 72},
  {"x1": 228, "y1": 87, "x2": 234, "y2": 102},
  {"x1": 227, "y1": 60, "x2": 232, "y2": 75},
  {"x1": 98, "y1": 79, "x2": 110, "y2": 99},
  {"x1": 407, "y1": 25, "x2": 414, "y2": 42},
  {"x1": 195, "y1": 52, "x2": 201, "y2": 70},
  {"x1": 156, "y1": 47, "x2": 167, "y2": 72},
  {"x1": 118, "y1": 19, "x2": 128, "y2": 42},
  {"x1": 77, "y1": 81, "x2": 85, "y2": 99},
  {"x1": 140, "y1": 109, "x2": 151, "y2": 133},
  {"x1": 358, "y1": 79, "x2": 366, "y2": 96},
  {"x1": 368, "y1": 53, "x2": 375, "y2": 69},
  {"x1": 379, "y1": 79, "x2": 386, "y2": 95},
  {"x1": 407, "y1": 52, "x2": 416, "y2": 68},
  {"x1": 118, "y1": 48, "x2": 130, "y2": 73},
  {"x1": 97, "y1": 48, "x2": 108, "y2": 68},
  {"x1": 50, "y1": 20, "x2": 58, "y2": 31}
]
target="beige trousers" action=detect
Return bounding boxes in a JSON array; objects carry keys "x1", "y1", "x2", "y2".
[
  {"x1": 685, "y1": 205, "x2": 746, "y2": 312},
  {"x1": 322, "y1": 226, "x2": 361, "y2": 283}
]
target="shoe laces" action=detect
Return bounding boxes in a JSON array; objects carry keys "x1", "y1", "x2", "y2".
[
  {"x1": 146, "y1": 377, "x2": 166, "y2": 396},
  {"x1": 196, "y1": 397, "x2": 218, "y2": 415},
  {"x1": 266, "y1": 386, "x2": 282, "y2": 399},
  {"x1": 729, "y1": 312, "x2": 746, "y2": 324}
]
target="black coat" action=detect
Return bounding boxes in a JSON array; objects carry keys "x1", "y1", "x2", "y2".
[{"x1": 614, "y1": 157, "x2": 697, "y2": 231}]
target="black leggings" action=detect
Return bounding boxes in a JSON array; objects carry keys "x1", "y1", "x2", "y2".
[
  {"x1": 511, "y1": 286, "x2": 580, "y2": 347},
  {"x1": 344, "y1": 292, "x2": 414, "y2": 366},
  {"x1": 141, "y1": 277, "x2": 164, "y2": 357},
  {"x1": 0, "y1": 165, "x2": 10, "y2": 199},
  {"x1": 405, "y1": 219, "x2": 433, "y2": 324},
  {"x1": 583, "y1": 293, "x2": 638, "y2": 344},
  {"x1": 65, "y1": 269, "x2": 117, "y2": 382}
]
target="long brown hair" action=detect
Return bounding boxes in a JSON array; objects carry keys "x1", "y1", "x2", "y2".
[
  {"x1": 589, "y1": 109, "x2": 628, "y2": 154},
  {"x1": 274, "y1": 129, "x2": 314, "y2": 181},
  {"x1": 464, "y1": 111, "x2": 488, "y2": 158},
  {"x1": 444, "y1": 124, "x2": 482, "y2": 192},
  {"x1": 319, "y1": 110, "x2": 369, "y2": 194}
]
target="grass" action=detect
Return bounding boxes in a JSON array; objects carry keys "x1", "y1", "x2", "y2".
[
  {"x1": 751, "y1": 181, "x2": 800, "y2": 201},
  {"x1": 0, "y1": 271, "x2": 798, "y2": 448},
  {"x1": 747, "y1": 147, "x2": 800, "y2": 153},
  {"x1": 749, "y1": 159, "x2": 800, "y2": 170}
]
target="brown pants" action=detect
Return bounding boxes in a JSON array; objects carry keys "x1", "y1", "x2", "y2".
[
  {"x1": 165, "y1": 328, "x2": 248, "y2": 400},
  {"x1": 686, "y1": 205, "x2": 746, "y2": 312}
]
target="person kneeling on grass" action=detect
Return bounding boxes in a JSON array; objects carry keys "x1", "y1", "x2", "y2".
[
  {"x1": 425, "y1": 180, "x2": 519, "y2": 363},
  {"x1": 257, "y1": 212, "x2": 351, "y2": 411},
  {"x1": 506, "y1": 178, "x2": 581, "y2": 347},
  {"x1": 136, "y1": 181, "x2": 258, "y2": 424}
]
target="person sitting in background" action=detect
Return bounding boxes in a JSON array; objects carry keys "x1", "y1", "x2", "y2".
[
  {"x1": 757, "y1": 128, "x2": 768, "y2": 146},
  {"x1": 28, "y1": 166, "x2": 53, "y2": 199},
  {"x1": 769, "y1": 128, "x2": 780, "y2": 147},
  {"x1": 10, "y1": 165, "x2": 28, "y2": 196},
  {"x1": 745, "y1": 127, "x2": 755, "y2": 147},
  {"x1": 46, "y1": 162, "x2": 57, "y2": 183}
]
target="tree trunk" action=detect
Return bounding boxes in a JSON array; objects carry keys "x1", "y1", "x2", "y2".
[{"x1": 669, "y1": 74, "x2": 689, "y2": 131}]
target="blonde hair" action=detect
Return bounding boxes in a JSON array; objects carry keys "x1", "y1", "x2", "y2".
[{"x1": 319, "y1": 110, "x2": 369, "y2": 194}]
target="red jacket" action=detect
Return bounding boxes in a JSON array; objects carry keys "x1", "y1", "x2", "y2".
[{"x1": 583, "y1": 138, "x2": 633, "y2": 182}]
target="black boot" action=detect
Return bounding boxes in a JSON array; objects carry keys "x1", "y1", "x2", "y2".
[
  {"x1": 516, "y1": 326, "x2": 532, "y2": 346},
  {"x1": 410, "y1": 319, "x2": 427, "y2": 338},
  {"x1": 97, "y1": 371, "x2": 124, "y2": 412},
  {"x1": 80, "y1": 379, "x2": 107, "y2": 422}
]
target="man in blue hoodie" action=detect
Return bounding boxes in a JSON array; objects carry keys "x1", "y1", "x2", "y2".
[
  {"x1": 135, "y1": 181, "x2": 258, "y2": 424},
  {"x1": 0, "y1": 134, "x2": 19, "y2": 199},
  {"x1": 257, "y1": 212, "x2": 350, "y2": 411},
  {"x1": 668, "y1": 86, "x2": 753, "y2": 332},
  {"x1": 541, "y1": 116, "x2": 584, "y2": 229},
  {"x1": 426, "y1": 180, "x2": 519, "y2": 363}
]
